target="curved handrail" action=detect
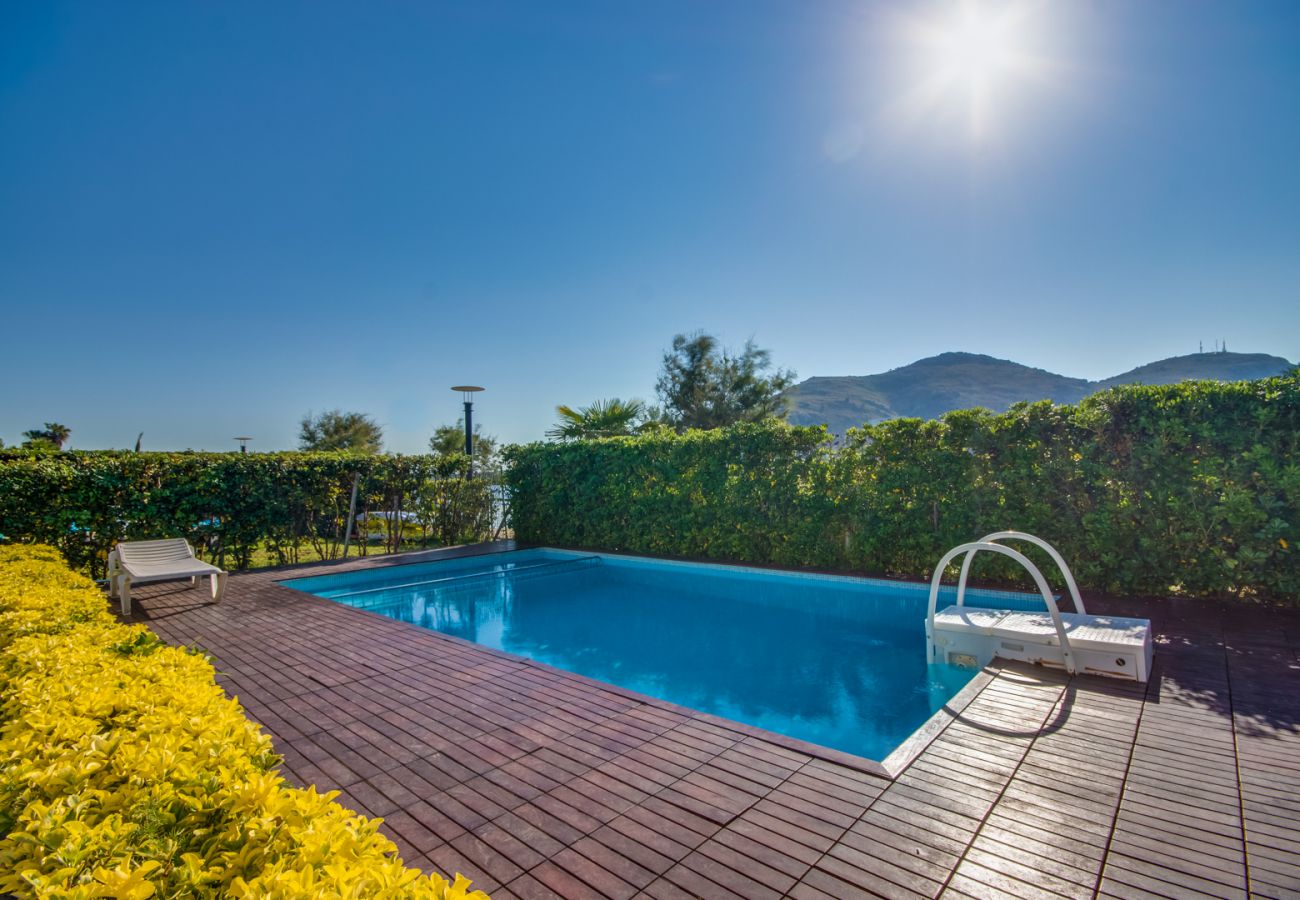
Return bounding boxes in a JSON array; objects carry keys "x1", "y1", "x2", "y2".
[
  {"x1": 926, "y1": 541, "x2": 1076, "y2": 674},
  {"x1": 956, "y1": 531, "x2": 1086, "y2": 615}
]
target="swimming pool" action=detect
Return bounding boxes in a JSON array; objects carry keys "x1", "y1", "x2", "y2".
[{"x1": 283, "y1": 549, "x2": 1047, "y2": 763}]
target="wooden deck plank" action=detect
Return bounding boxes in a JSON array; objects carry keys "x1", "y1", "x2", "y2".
[{"x1": 124, "y1": 546, "x2": 1299, "y2": 900}]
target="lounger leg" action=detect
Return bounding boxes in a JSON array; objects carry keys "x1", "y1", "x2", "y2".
[
  {"x1": 118, "y1": 576, "x2": 132, "y2": 616},
  {"x1": 212, "y1": 572, "x2": 227, "y2": 603},
  {"x1": 106, "y1": 551, "x2": 119, "y2": 599}
]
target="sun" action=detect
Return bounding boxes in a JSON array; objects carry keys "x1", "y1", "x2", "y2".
[
  {"x1": 890, "y1": 0, "x2": 1050, "y2": 144},
  {"x1": 937, "y1": 5, "x2": 1016, "y2": 85}
]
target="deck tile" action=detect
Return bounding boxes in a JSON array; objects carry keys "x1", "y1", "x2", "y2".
[{"x1": 129, "y1": 544, "x2": 1300, "y2": 900}]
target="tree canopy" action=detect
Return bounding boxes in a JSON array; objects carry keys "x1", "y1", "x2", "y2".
[
  {"x1": 655, "y1": 333, "x2": 795, "y2": 430},
  {"x1": 298, "y1": 410, "x2": 383, "y2": 454},
  {"x1": 547, "y1": 398, "x2": 649, "y2": 441},
  {"x1": 22, "y1": 423, "x2": 71, "y2": 450},
  {"x1": 430, "y1": 420, "x2": 498, "y2": 472}
]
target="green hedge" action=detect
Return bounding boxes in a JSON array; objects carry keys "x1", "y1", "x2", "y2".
[
  {"x1": 505, "y1": 375, "x2": 1300, "y2": 600},
  {"x1": 0, "y1": 452, "x2": 498, "y2": 577}
]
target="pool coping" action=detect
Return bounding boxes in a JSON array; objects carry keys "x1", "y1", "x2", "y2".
[{"x1": 274, "y1": 543, "x2": 1010, "y2": 780}]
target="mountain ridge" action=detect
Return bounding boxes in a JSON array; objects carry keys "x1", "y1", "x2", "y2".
[{"x1": 784, "y1": 350, "x2": 1295, "y2": 433}]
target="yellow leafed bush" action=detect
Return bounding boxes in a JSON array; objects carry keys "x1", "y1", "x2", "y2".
[{"x1": 0, "y1": 544, "x2": 489, "y2": 899}]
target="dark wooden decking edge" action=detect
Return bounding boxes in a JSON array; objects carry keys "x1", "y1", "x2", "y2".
[{"x1": 120, "y1": 542, "x2": 1299, "y2": 899}]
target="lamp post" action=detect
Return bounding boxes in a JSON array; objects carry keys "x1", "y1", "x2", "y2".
[
  {"x1": 233, "y1": 437, "x2": 253, "y2": 453},
  {"x1": 450, "y1": 386, "x2": 485, "y2": 476}
]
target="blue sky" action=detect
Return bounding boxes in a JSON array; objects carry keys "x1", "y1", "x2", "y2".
[{"x1": 2, "y1": 1, "x2": 1297, "y2": 451}]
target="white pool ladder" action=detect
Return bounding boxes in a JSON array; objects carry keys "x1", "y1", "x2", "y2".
[
  {"x1": 924, "y1": 531, "x2": 1154, "y2": 682},
  {"x1": 954, "y1": 531, "x2": 1086, "y2": 616},
  {"x1": 926, "y1": 531, "x2": 1081, "y2": 674}
]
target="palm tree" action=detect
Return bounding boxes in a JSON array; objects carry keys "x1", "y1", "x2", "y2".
[
  {"x1": 22, "y1": 422, "x2": 71, "y2": 449},
  {"x1": 547, "y1": 398, "x2": 647, "y2": 441}
]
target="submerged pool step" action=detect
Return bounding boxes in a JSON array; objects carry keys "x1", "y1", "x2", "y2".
[{"x1": 327, "y1": 555, "x2": 602, "y2": 600}]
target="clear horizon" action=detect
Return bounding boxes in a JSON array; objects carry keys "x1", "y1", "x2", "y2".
[{"x1": 3, "y1": 1, "x2": 1298, "y2": 452}]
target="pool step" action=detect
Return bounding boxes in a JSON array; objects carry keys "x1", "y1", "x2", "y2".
[
  {"x1": 925, "y1": 532, "x2": 1152, "y2": 683},
  {"x1": 931, "y1": 606, "x2": 1152, "y2": 681}
]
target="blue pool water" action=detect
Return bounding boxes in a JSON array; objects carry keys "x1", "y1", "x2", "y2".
[{"x1": 284, "y1": 549, "x2": 1047, "y2": 762}]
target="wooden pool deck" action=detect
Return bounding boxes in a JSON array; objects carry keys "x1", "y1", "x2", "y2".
[{"x1": 129, "y1": 544, "x2": 1300, "y2": 900}]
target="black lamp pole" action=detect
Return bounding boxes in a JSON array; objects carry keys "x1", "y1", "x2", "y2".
[
  {"x1": 463, "y1": 399, "x2": 474, "y2": 458},
  {"x1": 450, "y1": 386, "x2": 485, "y2": 477}
]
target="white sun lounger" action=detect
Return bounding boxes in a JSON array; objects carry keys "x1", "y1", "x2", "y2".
[{"x1": 107, "y1": 538, "x2": 227, "y2": 615}]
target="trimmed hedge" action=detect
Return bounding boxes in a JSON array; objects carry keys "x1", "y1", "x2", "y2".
[
  {"x1": 505, "y1": 375, "x2": 1300, "y2": 601},
  {"x1": 0, "y1": 452, "x2": 497, "y2": 578},
  {"x1": 0, "y1": 544, "x2": 488, "y2": 899}
]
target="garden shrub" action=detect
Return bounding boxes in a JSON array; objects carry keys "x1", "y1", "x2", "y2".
[
  {"x1": 0, "y1": 452, "x2": 499, "y2": 578},
  {"x1": 505, "y1": 375, "x2": 1300, "y2": 601},
  {"x1": 0, "y1": 545, "x2": 488, "y2": 899}
]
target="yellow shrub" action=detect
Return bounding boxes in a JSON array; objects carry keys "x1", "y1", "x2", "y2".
[{"x1": 0, "y1": 545, "x2": 489, "y2": 899}]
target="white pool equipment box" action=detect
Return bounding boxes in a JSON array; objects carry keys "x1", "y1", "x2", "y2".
[
  {"x1": 930, "y1": 606, "x2": 1152, "y2": 681},
  {"x1": 925, "y1": 532, "x2": 1153, "y2": 683}
]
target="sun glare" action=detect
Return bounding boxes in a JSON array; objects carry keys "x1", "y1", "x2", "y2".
[
  {"x1": 889, "y1": 0, "x2": 1051, "y2": 144},
  {"x1": 940, "y1": 7, "x2": 1014, "y2": 84}
]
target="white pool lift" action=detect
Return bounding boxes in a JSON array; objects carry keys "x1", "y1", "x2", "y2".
[{"x1": 925, "y1": 532, "x2": 1152, "y2": 682}]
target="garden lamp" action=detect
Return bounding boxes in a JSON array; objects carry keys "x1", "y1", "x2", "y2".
[{"x1": 450, "y1": 386, "x2": 484, "y2": 475}]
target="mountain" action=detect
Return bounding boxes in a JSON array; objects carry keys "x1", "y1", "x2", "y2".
[
  {"x1": 1095, "y1": 352, "x2": 1294, "y2": 391},
  {"x1": 784, "y1": 351, "x2": 1295, "y2": 434}
]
